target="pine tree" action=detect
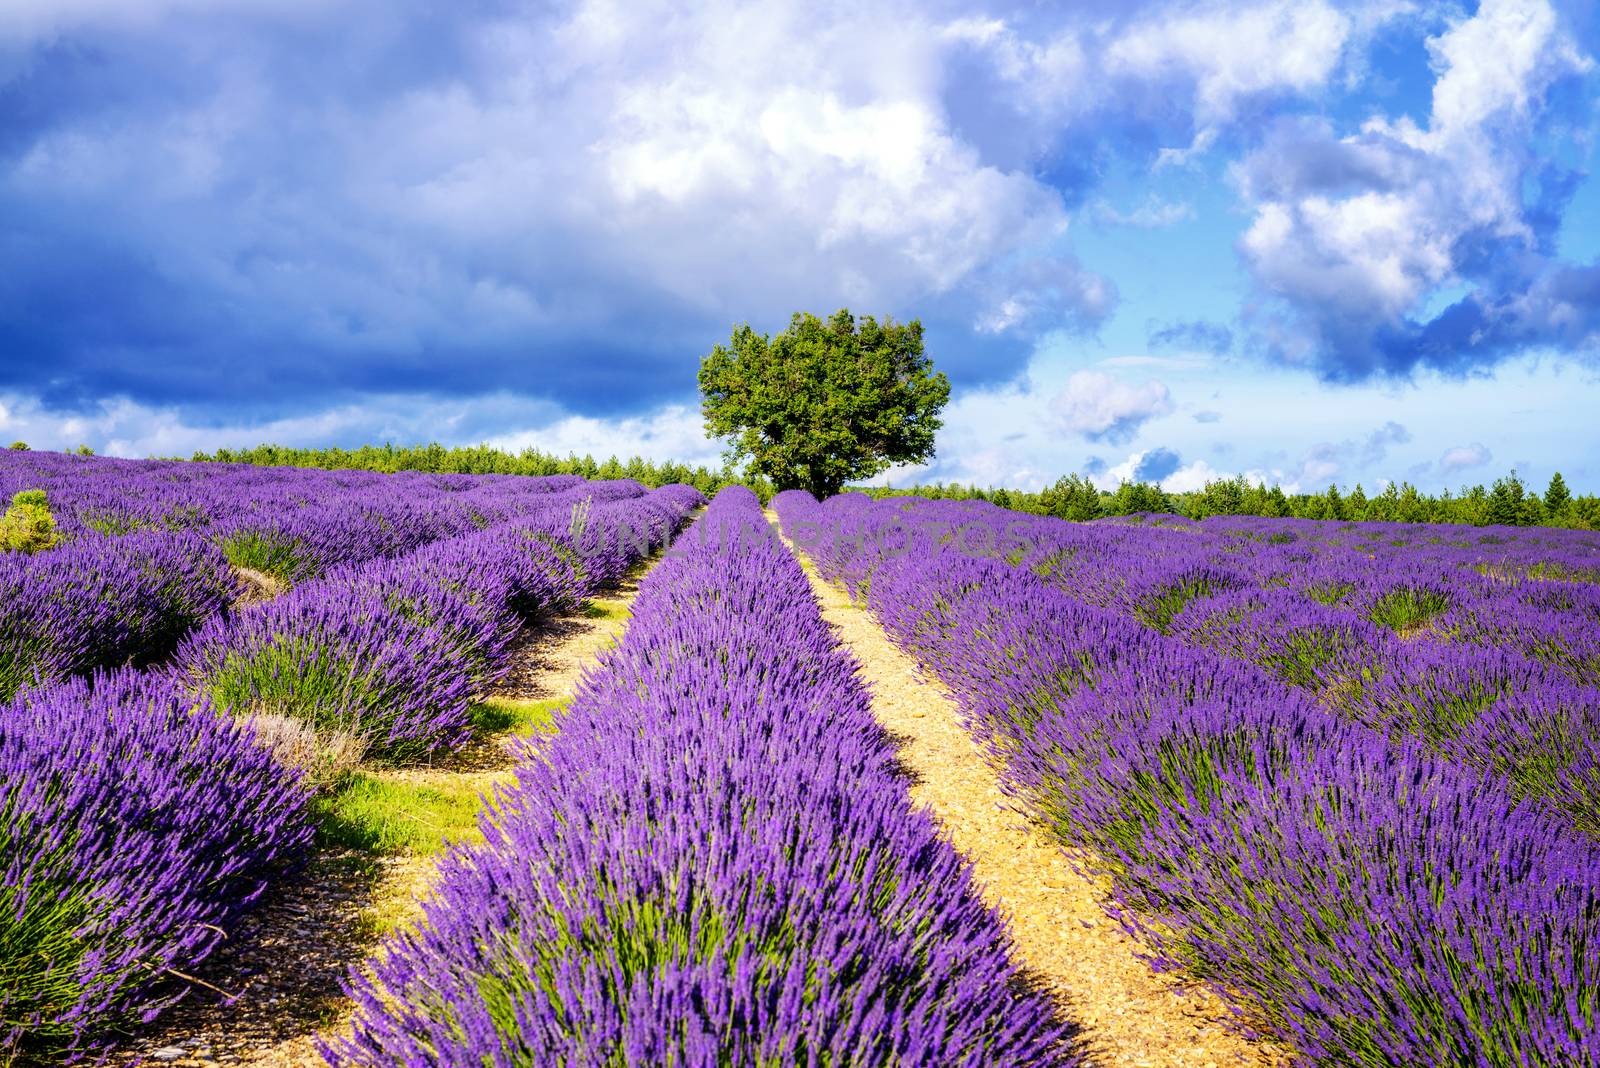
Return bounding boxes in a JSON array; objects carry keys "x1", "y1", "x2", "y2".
[
  {"x1": 1347, "y1": 483, "x2": 1369, "y2": 520},
  {"x1": 1545, "y1": 472, "x2": 1572, "y2": 516},
  {"x1": 1486, "y1": 472, "x2": 1527, "y2": 526},
  {"x1": 1324, "y1": 483, "x2": 1345, "y2": 521},
  {"x1": 1040, "y1": 474, "x2": 1103, "y2": 521},
  {"x1": 1265, "y1": 485, "x2": 1290, "y2": 517}
]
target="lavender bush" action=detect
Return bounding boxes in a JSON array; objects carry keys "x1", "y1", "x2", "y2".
[
  {"x1": 173, "y1": 588, "x2": 480, "y2": 764},
  {"x1": 0, "y1": 449, "x2": 685, "y2": 704},
  {"x1": 0, "y1": 530, "x2": 233, "y2": 699},
  {"x1": 0, "y1": 670, "x2": 311, "y2": 1061},
  {"x1": 172, "y1": 484, "x2": 703, "y2": 763},
  {"x1": 0, "y1": 454, "x2": 701, "y2": 1057}
]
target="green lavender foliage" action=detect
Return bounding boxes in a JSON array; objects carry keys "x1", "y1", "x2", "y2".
[
  {"x1": 0, "y1": 811, "x2": 96, "y2": 1047},
  {"x1": 220, "y1": 528, "x2": 317, "y2": 584}
]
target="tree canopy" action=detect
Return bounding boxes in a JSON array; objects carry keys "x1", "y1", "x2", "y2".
[{"x1": 698, "y1": 310, "x2": 951, "y2": 499}]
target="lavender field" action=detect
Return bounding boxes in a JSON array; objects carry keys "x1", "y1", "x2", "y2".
[
  {"x1": 778, "y1": 491, "x2": 1600, "y2": 1065},
  {"x1": 5, "y1": 453, "x2": 1599, "y2": 1066}
]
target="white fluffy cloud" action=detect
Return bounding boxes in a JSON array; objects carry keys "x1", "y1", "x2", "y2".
[
  {"x1": 1158, "y1": 459, "x2": 1227, "y2": 493},
  {"x1": 1293, "y1": 420, "x2": 1412, "y2": 484},
  {"x1": 487, "y1": 405, "x2": 721, "y2": 468},
  {"x1": 1233, "y1": 0, "x2": 1593, "y2": 375},
  {"x1": 589, "y1": 12, "x2": 1075, "y2": 308},
  {"x1": 1107, "y1": 0, "x2": 1354, "y2": 125},
  {"x1": 1051, "y1": 371, "x2": 1175, "y2": 444},
  {"x1": 1088, "y1": 451, "x2": 1289, "y2": 494},
  {"x1": 1440, "y1": 442, "x2": 1494, "y2": 473},
  {"x1": 0, "y1": 392, "x2": 724, "y2": 468},
  {"x1": 1091, "y1": 196, "x2": 1195, "y2": 228},
  {"x1": 380, "y1": 0, "x2": 1118, "y2": 338}
]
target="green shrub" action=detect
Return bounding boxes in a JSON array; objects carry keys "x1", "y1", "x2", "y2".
[
  {"x1": 0, "y1": 490, "x2": 59, "y2": 553},
  {"x1": 7, "y1": 441, "x2": 27, "y2": 451}
]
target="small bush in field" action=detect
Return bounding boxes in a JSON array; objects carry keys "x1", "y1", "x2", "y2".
[
  {"x1": 1, "y1": 489, "x2": 59, "y2": 553},
  {"x1": 175, "y1": 590, "x2": 476, "y2": 765}
]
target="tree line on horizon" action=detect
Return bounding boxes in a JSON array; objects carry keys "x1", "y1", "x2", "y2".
[
  {"x1": 872, "y1": 469, "x2": 1599, "y2": 530},
  {"x1": 179, "y1": 441, "x2": 1598, "y2": 531}
]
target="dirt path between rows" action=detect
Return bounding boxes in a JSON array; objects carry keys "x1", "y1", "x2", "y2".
[
  {"x1": 117, "y1": 569, "x2": 651, "y2": 1068},
  {"x1": 772, "y1": 513, "x2": 1285, "y2": 1068}
]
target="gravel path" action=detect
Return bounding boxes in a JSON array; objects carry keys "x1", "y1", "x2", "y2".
[
  {"x1": 114, "y1": 572, "x2": 650, "y2": 1068},
  {"x1": 773, "y1": 512, "x2": 1286, "y2": 1068}
]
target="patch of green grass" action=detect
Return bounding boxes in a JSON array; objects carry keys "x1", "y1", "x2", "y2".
[
  {"x1": 469, "y1": 696, "x2": 567, "y2": 737},
  {"x1": 312, "y1": 771, "x2": 500, "y2": 856},
  {"x1": 1305, "y1": 580, "x2": 1355, "y2": 606},
  {"x1": 1135, "y1": 575, "x2": 1224, "y2": 633},
  {"x1": 582, "y1": 598, "x2": 631, "y2": 621},
  {"x1": 220, "y1": 528, "x2": 318, "y2": 585}
]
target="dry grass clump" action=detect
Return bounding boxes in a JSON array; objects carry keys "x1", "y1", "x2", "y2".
[
  {"x1": 232, "y1": 565, "x2": 288, "y2": 605},
  {"x1": 248, "y1": 712, "x2": 370, "y2": 792}
]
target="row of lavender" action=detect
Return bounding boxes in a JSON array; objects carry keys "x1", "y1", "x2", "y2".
[
  {"x1": 0, "y1": 450, "x2": 607, "y2": 701},
  {"x1": 0, "y1": 448, "x2": 588, "y2": 551},
  {"x1": 2, "y1": 480, "x2": 700, "y2": 1061},
  {"x1": 172, "y1": 481, "x2": 698, "y2": 764},
  {"x1": 326, "y1": 487, "x2": 1076, "y2": 1066},
  {"x1": 1001, "y1": 506, "x2": 1600, "y2": 833},
  {"x1": 776, "y1": 491, "x2": 1599, "y2": 1066},
  {"x1": 1190, "y1": 511, "x2": 1600, "y2": 585}
]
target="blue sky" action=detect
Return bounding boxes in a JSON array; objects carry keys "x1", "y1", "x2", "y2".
[{"x1": 1, "y1": 0, "x2": 1596, "y2": 492}]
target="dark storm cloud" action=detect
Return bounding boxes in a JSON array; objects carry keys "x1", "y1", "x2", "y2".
[{"x1": 0, "y1": 0, "x2": 1127, "y2": 424}]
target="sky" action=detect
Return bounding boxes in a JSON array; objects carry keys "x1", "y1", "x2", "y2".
[{"x1": 0, "y1": 0, "x2": 1597, "y2": 493}]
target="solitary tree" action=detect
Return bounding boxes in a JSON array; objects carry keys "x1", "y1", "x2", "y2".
[{"x1": 699, "y1": 310, "x2": 950, "y2": 498}]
